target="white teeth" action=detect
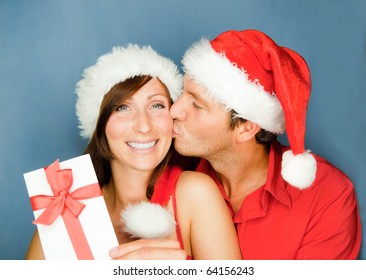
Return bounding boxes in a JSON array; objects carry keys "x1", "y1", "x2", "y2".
[{"x1": 127, "y1": 141, "x2": 157, "y2": 150}]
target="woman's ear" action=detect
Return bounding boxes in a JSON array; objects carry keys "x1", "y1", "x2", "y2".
[{"x1": 236, "y1": 120, "x2": 261, "y2": 143}]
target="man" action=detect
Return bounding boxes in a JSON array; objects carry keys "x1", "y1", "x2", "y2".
[{"x1": 110, "y1": 29, "x2": 361, "y2": 259}]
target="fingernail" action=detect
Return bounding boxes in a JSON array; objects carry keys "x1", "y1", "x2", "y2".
[{"x1": 109, "y1": 247, "x2": 118, "y2": 257}]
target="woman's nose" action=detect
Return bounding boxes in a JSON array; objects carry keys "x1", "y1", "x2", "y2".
[{"x1": 133, "y1": 112, "x2": 152, "y2": 133}]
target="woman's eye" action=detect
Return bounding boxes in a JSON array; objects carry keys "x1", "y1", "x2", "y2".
[
  {"x1": 116, "y1": 104, "x2": 129, "y2": 111},
  {"x1": 151, "y1": 103, "x2": 166, "y2": 109}
]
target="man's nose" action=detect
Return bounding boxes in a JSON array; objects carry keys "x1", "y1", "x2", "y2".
[{"x1": 170, "y1": 94, "x2": 187, "y2": 120}]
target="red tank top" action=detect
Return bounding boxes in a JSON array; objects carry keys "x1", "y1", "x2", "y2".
[{"x1": 150, "y1": 164, "x2": 192, "y2": 259}]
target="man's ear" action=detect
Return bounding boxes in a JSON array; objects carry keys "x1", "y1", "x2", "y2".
[{"x1": 236, "y1": 120, "x2": 261, "y2": 143}]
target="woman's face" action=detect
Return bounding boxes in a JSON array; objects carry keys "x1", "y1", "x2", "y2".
[{"x1": 105, "y1": 78, "x2": 173, "y2": 173}]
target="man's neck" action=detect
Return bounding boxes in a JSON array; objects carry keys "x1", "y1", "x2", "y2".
[{"x1": 208, "y1": 144, "x2": 269, "y2": 213}]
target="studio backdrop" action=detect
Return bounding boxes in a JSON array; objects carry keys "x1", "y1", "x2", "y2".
[{"x1": 0, "y1": 0, "x2": 365, "y2": 259}]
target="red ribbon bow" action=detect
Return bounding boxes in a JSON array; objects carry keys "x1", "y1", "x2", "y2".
[{"x1": 30, "y1": 159, "x2": 102, "y2": 259}]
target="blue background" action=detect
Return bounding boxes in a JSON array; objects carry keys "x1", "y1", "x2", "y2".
[{"x1": 0, "y1": 0, "x2": 365, "y2": 260}]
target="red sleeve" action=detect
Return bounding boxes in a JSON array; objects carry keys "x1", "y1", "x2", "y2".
[{"x1": 295, "y1": 181, "x2": 362, "y2": 259}]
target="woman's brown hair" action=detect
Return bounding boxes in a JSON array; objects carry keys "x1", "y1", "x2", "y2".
[{"x1": 84, "y1": 75, "x2": 173, "y2": 199}]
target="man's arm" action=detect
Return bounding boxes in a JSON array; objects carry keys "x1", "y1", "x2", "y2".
[{"x1": 295, "y1": 183, "x2": 361, "y2": 259}]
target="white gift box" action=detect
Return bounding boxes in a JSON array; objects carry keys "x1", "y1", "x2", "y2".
[{"x1": 24, "y1": 154, "x2": 118, "y2": 260}]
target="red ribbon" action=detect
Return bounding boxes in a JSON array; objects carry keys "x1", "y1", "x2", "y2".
[{"x1": 30, "y1": 159, "x2": 102, "y2": 260}]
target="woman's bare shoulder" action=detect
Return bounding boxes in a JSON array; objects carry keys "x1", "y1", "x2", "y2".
[{"x1": 175, "y1": 171, "x2": 220, "y2": 201}]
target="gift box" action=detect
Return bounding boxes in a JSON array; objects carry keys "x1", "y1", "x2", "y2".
[{"x1": 23, "y1": 154, "x2": 118, "y2": 260}]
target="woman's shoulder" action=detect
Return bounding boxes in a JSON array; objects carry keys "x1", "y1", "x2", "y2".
[
  {"x1": 178, "y1": 170, "x2": 216, "y2": 186},
  {"x1": 175, "y1": 171, "x2": 220, "y2": 200}
]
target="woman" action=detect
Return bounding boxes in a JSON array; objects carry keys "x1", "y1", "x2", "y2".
[{"x1": 26, "y1": 45, "x2": 241, "y2": 260}]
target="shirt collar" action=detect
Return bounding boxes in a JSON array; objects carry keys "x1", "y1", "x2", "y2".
[
  {"x1": 264, "y1": 140, "x2": 292, "y2": 209},
  {"x1": 196, "y1": 140, "x2": 292, "y2": 221}
]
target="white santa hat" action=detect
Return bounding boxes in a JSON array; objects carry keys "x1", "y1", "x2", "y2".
[
  {"x1": 182, "y1": 29, "x2": 317, "y2": 189},
  {"x1": 75, "y1": 44, "x2": 182, "y2": 140}
]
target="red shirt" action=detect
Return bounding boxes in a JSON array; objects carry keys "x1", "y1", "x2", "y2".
[{"x1": 196, "y1": 140, "x2": 362, "y2": 259}]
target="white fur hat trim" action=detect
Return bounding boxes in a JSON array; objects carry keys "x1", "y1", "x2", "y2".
[
  {"x1": 281, "y1": 150, "x2": 317, "y2": 189},
  {"x1": 121, "y1": 202, "x2": 176, "y2": 239},
  {"x1": 76, "y1": 44, "x2": 182, "y2": 140},
  {"x1": 182, "y1": 38, "x2": 285, "y2": 134}
]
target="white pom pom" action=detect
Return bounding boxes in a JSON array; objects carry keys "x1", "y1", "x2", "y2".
[
  {"x1": 121, "y1": 202, "x2": 176, "y2": 239},
  {"x1": 281, "y1": 150, "x2": 317, "y2": 189}
]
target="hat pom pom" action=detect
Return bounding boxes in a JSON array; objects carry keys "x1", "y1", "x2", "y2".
[
  {"x1": 281, "y1": 150, "x2": 317, "y2": 189},
  {"x1": 121, "y1": 202, "x2": 176, "y2": 239}
]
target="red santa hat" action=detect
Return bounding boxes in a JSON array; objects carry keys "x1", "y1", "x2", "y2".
[
  {"x1": 182, "y1": 29, "x2": 316, "y2": 189},
  {"x1": 76, "y1": 44, "x2": 182, "y2": 141}
]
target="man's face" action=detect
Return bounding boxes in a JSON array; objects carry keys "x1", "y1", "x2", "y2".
[{"x1": 170, "y1": 76, "x2": 234, "y2": 160}]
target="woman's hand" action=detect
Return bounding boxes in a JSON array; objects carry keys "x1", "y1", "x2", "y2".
[{"x1": 109, "y1": 239, "x2": 187, "y2": 260}]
